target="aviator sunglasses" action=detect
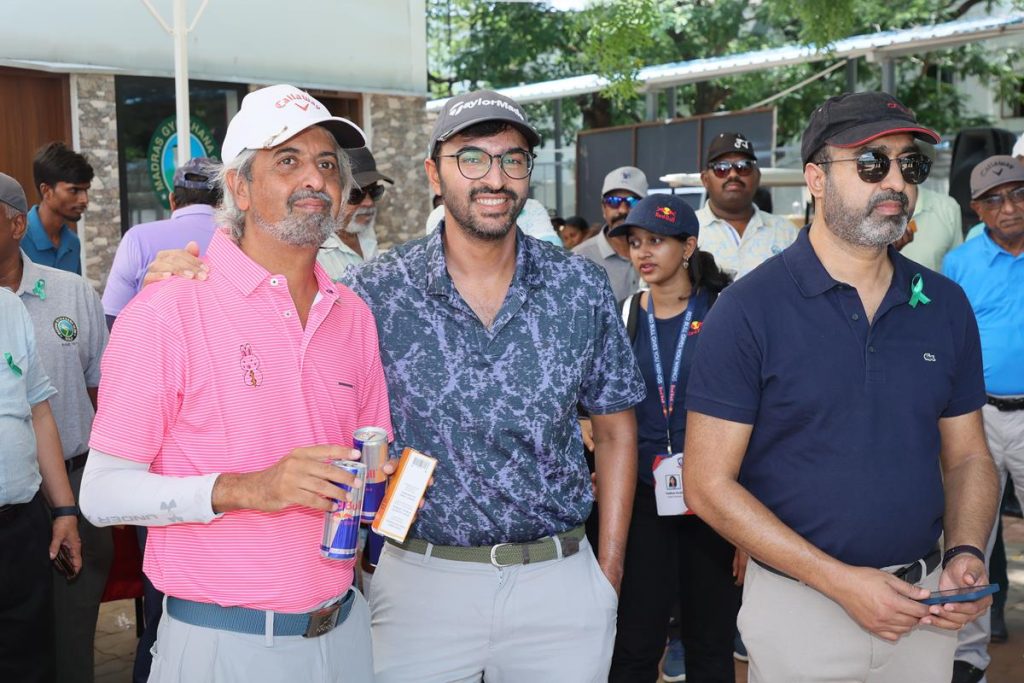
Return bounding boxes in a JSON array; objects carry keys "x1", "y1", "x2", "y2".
[
  {"x1": 707, "y1": 159, "x2": 758, "y2": 178},
  {"x1": 602, "y1": 195, "x2": 642, "y2": 210},
  {"x1": 816, "y1": 151, "x2": 932, "y2": 185},
  {"x1": 347, "y1": 183, "x2": 387, "y2": 205}
]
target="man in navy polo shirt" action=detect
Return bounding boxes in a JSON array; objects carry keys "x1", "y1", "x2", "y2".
[
  {"x1": 943, "y1": 154, "x2": 1024, "y2": 683},
  {"x1": 684, "y1": 92, "x2": 998, "y2": 683}
]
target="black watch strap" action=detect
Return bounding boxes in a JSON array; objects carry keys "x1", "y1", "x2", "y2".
[
  {"x1": 941, "y1": 544, "x2": 985, "y2": 568},
  {"x1": 51, "y1": 505, "x2": 79, "y2": 519}
]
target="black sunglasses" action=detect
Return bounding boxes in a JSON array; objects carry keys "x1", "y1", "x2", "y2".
[
  {"x1": 817, "y1": 151, "x2": 932, "y2": 185},
  {"x1": 347, "y1": 183, "x2": 386, "y2": 205},
  {"x1": 707, "y1": 159, "x2": 757, "y2": 178},
  {"x1": 602, "y1": 195, "x2": 641, "y2": 210}
]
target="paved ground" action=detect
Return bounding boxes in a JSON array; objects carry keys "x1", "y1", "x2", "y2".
[{"x1": 95, "y1": 517, "x2": 1024, "y2": 682}]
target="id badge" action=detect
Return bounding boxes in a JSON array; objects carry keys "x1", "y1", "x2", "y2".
[{"x1": 653, "y1": 453, "x2": 689, "y2": 516}]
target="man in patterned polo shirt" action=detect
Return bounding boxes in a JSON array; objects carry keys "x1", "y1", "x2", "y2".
[
  {"x1": 141, "y1": 89, "x2": 647, "y2": 680},
  {"x1": 345, "y1": 90, "x2": 645, "y2": 681}
]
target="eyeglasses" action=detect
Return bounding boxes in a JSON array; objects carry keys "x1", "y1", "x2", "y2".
[
  {"x1": 707, "y1": 159, "x2": 758, "y2": 178},
  {"x1": 436, "y1": 147, "x2": 535, "y2": 180},
  {"x1": 817, "y1": 151, "x2": 932, "y2": 185},
  {"x1": 975, "y1": 186, "x2": 1024, "y2": 212},
  {"x1": 602, "y1": 195, "x2": 641, "y2": 210},
  {"x1": 347, "y1": 183, "x2": 386, "y2": 205}
]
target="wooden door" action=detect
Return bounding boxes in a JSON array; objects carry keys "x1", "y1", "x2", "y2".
[{"x1": 0, "y1": 67, "x2": 72, "y2": 202}]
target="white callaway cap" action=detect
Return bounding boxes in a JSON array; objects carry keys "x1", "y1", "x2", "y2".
[{"x1": 221, "y1": 85, "x2": 366, "y2": 163}]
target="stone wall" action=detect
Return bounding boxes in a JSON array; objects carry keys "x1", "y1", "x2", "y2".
[
  {"x1": 368, "y1": 94, "x2": 435, "y2": 250},
  {"x1": 75, "y1": 74, "x2": 121, "y2": 293}
]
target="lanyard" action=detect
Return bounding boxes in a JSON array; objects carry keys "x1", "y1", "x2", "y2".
[{"x1": 646, "y1": 292, "x2": 695, "y2": 454}]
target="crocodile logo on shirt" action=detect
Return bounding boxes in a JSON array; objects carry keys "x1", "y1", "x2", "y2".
[{"x1": 53, "y1": 316, "x2": 78, "y2": 342}]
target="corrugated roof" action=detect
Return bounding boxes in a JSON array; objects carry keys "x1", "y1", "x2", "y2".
[{"x1": 427, "y1": 13, "x2": 1024, "y2": 109}]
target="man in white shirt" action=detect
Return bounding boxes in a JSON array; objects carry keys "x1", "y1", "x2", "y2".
[
  {"x1": 317, "y1": 146, "x2": 392, "y2": 280},
  {"x1": 697, "y1": 133, "x2": 798, "y2": 279}
]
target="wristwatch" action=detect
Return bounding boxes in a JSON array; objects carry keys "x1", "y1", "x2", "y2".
[{"x1": 51, "y1": 505, "x2": 79, "y2": 519}]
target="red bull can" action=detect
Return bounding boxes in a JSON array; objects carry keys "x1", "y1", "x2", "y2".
[
  {"x1": 320, "y1": 461, "x2": 365, "y2": 560},
  {"x1": 354, "y1": 427, "x2": 388, "y2": 523}
]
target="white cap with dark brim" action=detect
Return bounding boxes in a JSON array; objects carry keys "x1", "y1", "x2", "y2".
[{"x1": 221, "y1": 85, "x2": 366, "y2": 164}]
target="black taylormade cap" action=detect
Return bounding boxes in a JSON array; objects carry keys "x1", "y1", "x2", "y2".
[
  {"x1": 428, "y1": 89, "x2": 541, "y2": 157},
  {"x1": 801, "y1": 92, "x2": 940, "y2": 165},
  {"x1": 607, "y1": 194, "x2": 699, "y2": 239}
]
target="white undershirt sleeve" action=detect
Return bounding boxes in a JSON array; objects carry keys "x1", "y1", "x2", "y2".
[{"x1": 80, "y1": 449, "x2": 223, "y2": 527}]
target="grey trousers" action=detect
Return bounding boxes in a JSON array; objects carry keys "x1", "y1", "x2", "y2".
[
  {"x1": 739, "y1": 560, "x2": 956, "y2": 683},
  {"x1": 370, "y1": 536, "x2": 617, "y2": 682},
  {"x1": 147, "y1": 590, "x2": 373, "y2": 683},
  {"x1": 53, "y1": 464, "x2": 114, "y2": 683},
  {"x1": 955, "y1": 402, "x2": 1024, "y2": 680}
]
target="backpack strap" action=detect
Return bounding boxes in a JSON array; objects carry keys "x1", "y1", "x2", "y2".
[{"x1": 620, "y1": 291, "x2": 645, "y2": 343}]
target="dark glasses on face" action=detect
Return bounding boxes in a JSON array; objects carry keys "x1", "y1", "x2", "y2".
[
  {"x1": 817, "y1": 151, "x2": 932, "y2": 185},
  {"x1": 602, "y1": 195, "x2": 641, "y2": 210},
  {"x1": 975, "y1": 186, "x2": 1024, "y2": 212},
  {"x1": 707, "y1": 159, "x2": 757, "y2": 178},
  {"x1": 347, "y1": 183, "x2": 386, "y2": 205}
]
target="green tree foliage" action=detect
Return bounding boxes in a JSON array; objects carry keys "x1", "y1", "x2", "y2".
[{"x1": 427, "y1": 0, "x2": 1024, "y2": 144}]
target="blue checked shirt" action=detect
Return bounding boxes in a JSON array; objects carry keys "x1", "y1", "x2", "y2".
[{"x1": 344, "y1": 224, "x2": 645, "y2": 546}]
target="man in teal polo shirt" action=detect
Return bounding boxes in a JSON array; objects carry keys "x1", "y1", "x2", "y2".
[
  {"x1": 684, "y1": 92, "x2": 998, "y2": 683},
  {"x1": 943, "y1": 154, "x2": 1024, "y2": 683},
  {"x1": 22, "y1": 143, "x2": 94, "y2": 275}
]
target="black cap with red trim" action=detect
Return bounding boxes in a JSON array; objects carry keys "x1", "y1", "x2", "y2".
[{"x1": 801, "y1": 92, "x2": 940, "y2": 165}]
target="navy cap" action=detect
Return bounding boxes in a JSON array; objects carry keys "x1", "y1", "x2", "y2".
[
  {"x1": 607, "y1": 194, "x2": 699, "y2": 239},
  {"x1": 173, "y1": 157, "x2": 221, "y2": 191}
]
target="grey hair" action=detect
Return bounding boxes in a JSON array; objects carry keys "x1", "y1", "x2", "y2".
[
  {"x1": 2, "y1": 203, "x2": 24, "y2": 221},
  {"x1": 216, "y1": 134, "x2": 355, "y2": 243},
  {"x1": 216, "y1": 149, "x2": 257, "y2": 243}
]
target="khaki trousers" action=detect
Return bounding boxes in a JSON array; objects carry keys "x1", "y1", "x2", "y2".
[{"x1": 739, "y1": 559, "x2": 955, "y2": 683}]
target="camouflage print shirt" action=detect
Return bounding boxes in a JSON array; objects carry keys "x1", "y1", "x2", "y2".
[{"x1": 343, "y1": 224, "x2": 645, "y2": 546}]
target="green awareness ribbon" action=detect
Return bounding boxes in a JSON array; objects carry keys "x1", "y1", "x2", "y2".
[
  {"x1": 33, "y1": 278, "x2": 46, "y2": 300},
  {"x1": 5, "y1": 352, "x2": 22, "y2": 377},
  {"x1": 909, "y1": 273, "x2": 931, "y2": 308}
]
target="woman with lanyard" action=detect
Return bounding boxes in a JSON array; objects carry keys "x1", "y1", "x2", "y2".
[{"x1": 606, "y1": 194, "x2": 740, "y2": 683}]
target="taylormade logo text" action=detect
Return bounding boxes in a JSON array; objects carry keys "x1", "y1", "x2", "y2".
[{"x1": 449, "y1": 97, "x2": 525, "y2": 121}]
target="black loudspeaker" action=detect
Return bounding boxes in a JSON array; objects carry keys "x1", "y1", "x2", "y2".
[{"x1": 949, "y1": 127, "x2": 1018, "y2": 232}]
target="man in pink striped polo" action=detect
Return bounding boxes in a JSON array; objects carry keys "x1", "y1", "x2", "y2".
[{"x1": 81, "y1": 85, "x2": 392, "y2": 682}]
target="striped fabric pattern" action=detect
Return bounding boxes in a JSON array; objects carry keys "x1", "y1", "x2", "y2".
[{"x1": 91, "y1": 229, "x2": 392, "y2": 612}]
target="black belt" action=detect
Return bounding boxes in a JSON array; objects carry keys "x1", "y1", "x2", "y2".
[
  {"x1": 65, "y1": 451, "x2": 89, "y2": 473},
  {"x1": 0, "y1": 501, "x2": 31, "y2": 518},
  {"x1": 754, "y1": 548, "x2": 941, "y2": 585},
  {"x1": 987, "y1": 395, "x2": 1024, "y2": 412}
]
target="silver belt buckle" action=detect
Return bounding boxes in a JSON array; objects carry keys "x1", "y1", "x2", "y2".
[
  {"x1": 302, "y1": 602, "x2": 341, "y2": 638},
  {"x1": 490, "y1": 542, "x2": 518, "y2": 568}
]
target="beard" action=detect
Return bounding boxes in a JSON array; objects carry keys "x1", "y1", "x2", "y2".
[
  {"x1": 440, "y1": 178, "x2": 525, "y2": 242},
  {"x1": 343, "y1": 207, "x2": 377, "y2": 236},
  {"x1": 823, "y1": 174, "x2": 909, "y2": 248},
  {"x1": 253, "y1": 190, "x2": 340, "y2": 248}
]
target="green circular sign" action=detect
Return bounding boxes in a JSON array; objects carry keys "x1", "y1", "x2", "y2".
[{"x1": 147, "y1": 116, "x2": 219, "y2": 210}]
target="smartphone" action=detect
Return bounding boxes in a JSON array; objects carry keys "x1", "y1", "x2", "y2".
[
  {"x1": 917, "y1": 583, "x2": 999, "y2": 605},
  {"x1": 53, "y1": 545, "x2": 78, "y2": 580}
]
